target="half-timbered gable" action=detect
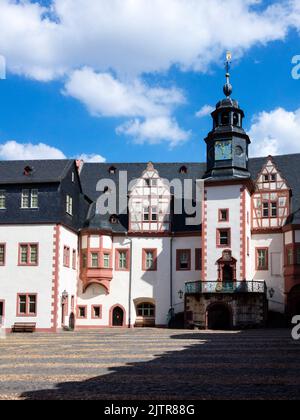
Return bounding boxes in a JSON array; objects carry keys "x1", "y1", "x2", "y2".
[
  {"x1": 128, "y1": 162, "x2": 171, "y2": 233},
  {"x1": 252, "y1": 157, "x2": 291, "y2": 231}
]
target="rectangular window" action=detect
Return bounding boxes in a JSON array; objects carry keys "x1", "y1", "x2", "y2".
[
  {"x1": 82, "y1": 252, "x2": 87, "y2": 268},
  {"x1": 262, "y1": 202, "x2": 269, "y2": 218},
  {"x1": 19, "y1": 244, "x2": 38, "y2": 266},
  {"x1": 177, "y1": 250, "x2": 191, "y2": 271},
  {"x1": 0, "y1": 190, "x2": 6, "y2": 209},
  {"x1": 21, "y1": 189, "x2": 30, "y2": 208},
  {"x1": 151, "y1": 206, "x2": 158, "y2": 222},
  {"x1": 116, "y1": 250, "x2": 129, "y2": 271},
  {"x1": 0, "y1": 301, "x2": 4, "y2": 325},
  {"x1": 31, "y1": 189, "x2": 39, "y2": 208},
  {"x1": 91, "y1": 253, "x2": 99, "y2": 268},
  {"x1": 219, "y1": 209, "x2": 229, "y2": 222},
  {"x1": 296, "y1": 247, "x2": 300, "y2": 265},
  {"x1": 143, "y1": 249, "x2": 157, "y2": 271},
  {"x1": 287, "y1": 247, "x2": 294, "y2": 266},
  {"x1": 256, "y1": 248, "x2": 268, "y2": 271},
  {"x1": 66, "y1": 195, "x2": 73, "y2": 216},
  {"x1": 271, "y1": 202, "x2": 278, "y2": 218},
  {"x1": 63, "y1": 246, "x2": 70, "y2": 267},
  {"x1": 72, "y1": 249, "x2": 77, "y2": 270},
  {"x1": 17, "y1": 294, "x2": 37, "y2": 316},
  {"x1": 217, "y1": 229, "x2": 231, "y2": 247},
  {"x1": 77, "y1": 306, "x2": 87, "y2": 319},
  {"x1": 21, "y1": 189, "x2": 38, "y2": 209},
  {"x1": 103, "y1": 253, "x2": 110, "y2": 268},
  {"x1": 0, "y1": 244, "x2": 5, "y2": 266},
  {"x1": 143, "y1": 206, "x2": 150, "y2": 222},
  {"x1": 195, "y1": 248, "x2": 202, "y2": 271},
  {"x1": 92, "y1": 305, "x2": 102, "y2": 319}
]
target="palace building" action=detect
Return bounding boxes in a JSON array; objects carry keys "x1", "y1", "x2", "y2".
[{"x1": 0, "y1": 72, "x2": 300, "y2": 333}]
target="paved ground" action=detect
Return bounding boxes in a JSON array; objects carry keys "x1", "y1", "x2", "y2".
[{"x1": 0, "y1": 328, "x2": 299, "y2": 400}]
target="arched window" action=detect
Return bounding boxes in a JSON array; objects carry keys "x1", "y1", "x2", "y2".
[
  {"x1": 233, "y1": 113, "x2": 240, "y2": 126},
  {"x1": 137, "y1": 303, "x2": 155, "y2": 318},
  {"x1": 179, "y1": 166, "x2": 188, "y2": 175},
  {"x1": 221, "y1": 112, "x2": 230, "y2": 126}
]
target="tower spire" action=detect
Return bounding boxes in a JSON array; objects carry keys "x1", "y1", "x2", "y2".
[{"x1": 223, "y1": 51, "x2": 233, "y2": 97}]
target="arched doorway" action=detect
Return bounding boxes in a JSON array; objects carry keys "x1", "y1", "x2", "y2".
[
  {"x1": 287, "y1": 285, "x2": 300, "y2": 320},
  {"x1": 69, "y1": 312, "x2": 75, "y2": 331},
  {"x1": 207, "y1": 303, "x2": 232, "y2": 330},
  {"x1": 110, "y1": 305, "x2": 126, "y2": 327}
]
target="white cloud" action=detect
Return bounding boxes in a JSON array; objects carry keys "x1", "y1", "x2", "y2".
[
  {"x1": 64, "y1": 68, "x2": 189, "y2": 146},
  {"x1": 196, "y1": 105, "x2": 214, "y2": 118},
  {"x1": 76, "y1": 153, "x2": 106, "y2": 163},
  {"x1": 0, "y1": 0, "x2": 300, "y2": 146},
  {"x1": 117, "y1": 117, "x2": 190, "y2": 147},
  {"x1": 64, "y1": 68, "x2": 185, "y2": 118},
  {"x1": 0, "y1": 140, "x2": 66, "y2": 160},
  {"x1": 248, "y1": 108, "x2": 300, "y2": 157},
  {"x1": 0, "y1": 0, "x2": 298, "y2": 81},
  {"x1": 0, "y1": 140, "x2": 106, "y2": 162}
]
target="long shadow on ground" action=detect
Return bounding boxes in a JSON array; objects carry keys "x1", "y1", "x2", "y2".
[{"x1": 21, "y1": 330, "x2": 300, "y2": 400}]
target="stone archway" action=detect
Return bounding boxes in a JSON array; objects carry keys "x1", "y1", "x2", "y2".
[
  {"x1": 207, "y1": 303, "x2": 232, "y2": 330},
  {"x1": 110, "y1": 304, "x2": 126, "y2": 327}
]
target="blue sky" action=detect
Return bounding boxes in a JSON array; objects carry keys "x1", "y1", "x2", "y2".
[{"x1": 0, "y1": 0, "x2": 300, "y2": 163}]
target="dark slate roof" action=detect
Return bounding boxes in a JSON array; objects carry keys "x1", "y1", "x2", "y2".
[
  {"x1": 81, "y1": 154, "x2": 300, "y2": 231},
  {"x1": 0, "y1": 160, "x2": 73, "y2": 184}
]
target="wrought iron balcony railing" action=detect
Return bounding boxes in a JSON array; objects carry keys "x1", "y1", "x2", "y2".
[{"x1": 185, "y1": 281, "x2": 267, "y2": 295}]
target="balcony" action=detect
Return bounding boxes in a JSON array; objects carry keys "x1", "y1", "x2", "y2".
[{"x1": 185, "y1": 281, "x2": 267, "y2": 295}]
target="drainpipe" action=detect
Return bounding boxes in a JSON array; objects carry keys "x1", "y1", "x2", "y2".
[
  {"x1": 128, "y1": 236, "x2": 133, "y2": 329},
  {"x1": 170, "y1": 235, "x2": 174, "y2": 310}
]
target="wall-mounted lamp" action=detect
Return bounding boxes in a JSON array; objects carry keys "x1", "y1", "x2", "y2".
[{"x1": 178, "y1": 289, "x2": 184, "y2": 300}]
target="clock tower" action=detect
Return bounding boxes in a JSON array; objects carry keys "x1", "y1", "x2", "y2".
[{"x1": 204, "y1": 53, "x2": 251, "y2": 180}]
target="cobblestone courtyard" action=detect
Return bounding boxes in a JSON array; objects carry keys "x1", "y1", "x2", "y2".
[{"x1": 0, "y1": 329, "x2": 299, "y2": 400}]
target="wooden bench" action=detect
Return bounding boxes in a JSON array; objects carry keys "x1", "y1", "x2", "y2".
[{"x1": 12, "y1": 323, "x2": 36, "y2": 333}]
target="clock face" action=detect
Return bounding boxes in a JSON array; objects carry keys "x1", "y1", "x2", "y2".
[{"x1": 215, "y1": 140, "x2": 232, "y2": 161}]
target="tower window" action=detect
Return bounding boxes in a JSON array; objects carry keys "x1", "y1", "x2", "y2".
[
  {"x1": 217, "y1": 229, "x2": 231, "y2": 247},
  {"x1": 221, "y1": 112, "x2": 230, "y2": 125},
  {"x1": 233, "y1": 113, "x2": 239, "y2": 126}
]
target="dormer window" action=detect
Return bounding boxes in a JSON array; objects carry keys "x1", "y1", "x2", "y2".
[
  {"x1": 109, "y1": 166, "x2": 117, "y2": 175},
  {"x1": 110, "y1": 215, "x2": 119, "y2": 225},
  {"x1": 179, "y1": 166, "x2": 188, "y2": 175},
  {"x1": 23, "y1": 166, "x2": 33, "y2": 176}
]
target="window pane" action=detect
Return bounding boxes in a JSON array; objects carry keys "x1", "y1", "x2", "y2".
[
  {"x1": 271, "y1": 202, "x2": 278, "y2": 217},
  {"x1": 220, "y1": 231, "x2": 229, "y2": 245},
  {"x1": 103, "y1": 254, "x2": 110, "y2": 268},
  {"x1": 296, "y1": 248, "x2": 300, "y2": 265},
  {"x1": 22, "y1": 190, "x2": 30, "y2": 208},
  {"x1": 29, "y1": 296, "x2": 36, "y2": 314},
  {"x1": 21, "y1": 245, "x2": 28, "y2": 264},
  {"x1": 93, "y1": 307, "x2": 101, "y2": 318},
  {"x1": 91, "y1": 253, "x2": 99, "y2": 268},
  {"x1": 19, "y1": 296, "x2": 27, "y2": 314},
  {"x1": 119, "y1": 252, "x2": 127, "y2": 269},
  {"x1": 263, "y1": 203, "x2": 269, "y2": 217},
  {"x1": 0, "y1": 191, "x2": 6, "y2": 209},
  {"x1": 146, "y1": 252, "x2": 154, "y2": 269},
  {"x1": 79, "y1": 307, "x2": 86, "y2": 318},
  {"x1": 30, "y1": 245, "x2": 38, "y2": 264},
  {"x1": 258, "y1": 249, "x2": 268, "y2": 269},
  {"x1": 31, "y1": 190, "x2": 38, "y2": 208},
  {"x1": 0, "y1": 245, "x2": 5, "y2": 265}
]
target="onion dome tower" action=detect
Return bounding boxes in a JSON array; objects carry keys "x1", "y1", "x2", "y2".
[{"x1": 204, "y1": 52, "x2": 251, "y2": 180}]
